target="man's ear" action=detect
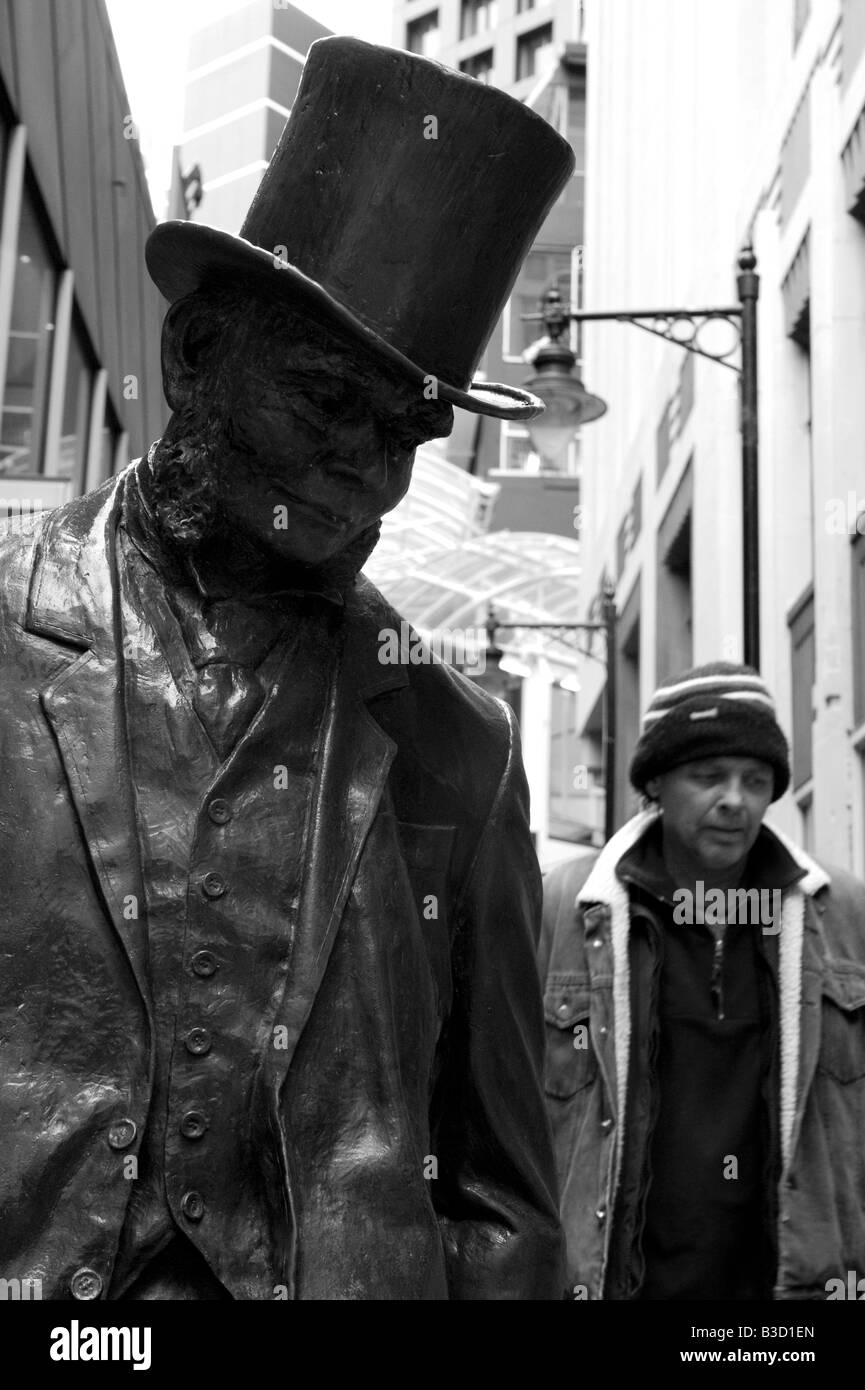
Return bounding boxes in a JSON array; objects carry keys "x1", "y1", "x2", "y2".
[
  {"x1": 160, "y1": 294, "x2": 225, "y2": 412},
  {"x1": 645, "y1": 775, "x2": 662, "y2": 803}
]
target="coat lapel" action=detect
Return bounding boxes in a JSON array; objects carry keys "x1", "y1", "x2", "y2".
[
  {"x1": 268, "y1": 577, "x2": 409, "y2": 1082},
  {"x1": 26, "y1": 472, "x2": 151, "y2": 1005}
]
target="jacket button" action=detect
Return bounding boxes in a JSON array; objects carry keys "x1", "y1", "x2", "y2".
[
  {"x1": 556, "y1": 1002, "x2": 571, "y2": 1019},
  {"x1": 107, "y1": 1119, "x2": 137, "y2": 1150},
  {"x1": 592, "y1": 938, "x2": 603, "y2": 949},
  {"x1": 191, "y1": 949, "x2": 218, "y2": 978},
  {"x1": 595, "y1": 1208, "x2": 606, "y2": 1223},
  {"x1": 180, "y1": 1110, "x2": 208, "y2": 1140},
  {"x1": 181, "y1": 1190, "x2": 206, "y2": 1222},
  {"x1": 185, "y1": 1026, "x2": 212, "y2": 1056},
  {"x1": 70, "y1": 1268, "x2": 103, "y2": 1300},
  {"x1": 208, "y1": 799, "x2": 232, "y2": 825},
  {"x1": 599, "y1": 1025, "x2": 608, "y2": 1037},
  {"x1": 600, "y1": 1118, "x2": 613, "y2": 1132},
  {"x1": 202, "y1": 872, "x2": 227, "y2": 899}
]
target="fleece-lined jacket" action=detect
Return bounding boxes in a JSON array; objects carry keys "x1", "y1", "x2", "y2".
[{"x1": 539, "y1": 809, "x2": 865, "y2": 1301}]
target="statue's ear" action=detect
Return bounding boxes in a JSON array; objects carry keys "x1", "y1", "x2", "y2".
[{"x1": 160, "y1": 293, "x2": 225, "y2": 412}]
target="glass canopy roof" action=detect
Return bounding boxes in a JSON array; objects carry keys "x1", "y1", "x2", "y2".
[{"x1": 365, "y1": 446, "x2": 583, "y2": 676}]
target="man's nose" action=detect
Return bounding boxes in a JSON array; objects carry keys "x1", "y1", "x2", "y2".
[{"x1": 718, "y1": 778, "x2": 746, "y2": 809}]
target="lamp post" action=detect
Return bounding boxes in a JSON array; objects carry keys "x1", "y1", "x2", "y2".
[
  {"x1": 523, "y1": 246, "x2": 761, "y2": 668},
  {"x1": 485, "y1": 575, "x2": 617, "y2": 843}
]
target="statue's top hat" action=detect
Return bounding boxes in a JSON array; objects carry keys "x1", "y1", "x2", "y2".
[{"x1": 146, "y1": 37, "x2": 575, "y2": 420}]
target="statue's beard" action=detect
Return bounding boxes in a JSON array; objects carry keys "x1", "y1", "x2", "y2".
[{"x1": 140, "y1": 411, "x2": 381, "y2": 596}]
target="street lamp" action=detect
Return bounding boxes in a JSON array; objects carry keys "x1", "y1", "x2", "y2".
[
  {"x1": 523, "y1": 293, "x2": 606, "y2": 470},
  {"x1": 523, "y1": 247, "x2": 760, "y2": 668}
]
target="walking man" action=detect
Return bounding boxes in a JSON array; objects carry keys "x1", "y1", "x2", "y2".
[{"x1": 540, "y1": 661, "x2": 865, "y2": 1300}]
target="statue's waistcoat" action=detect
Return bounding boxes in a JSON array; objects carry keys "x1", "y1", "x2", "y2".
[{"x1": 110, "y1": 533, "x2": 335, "y2": 1298}]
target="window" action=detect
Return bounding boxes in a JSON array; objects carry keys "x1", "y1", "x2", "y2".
[
  {"x1": 656, "y1": 460, "x2": 693, "y2": 683},
  {"x1": 460, "y1": 49, "x2": 494, "y2": 82},
  {"x1": 549, "y1": 682, "x2": 599, "y2": 842},
  {"x1": 460, "y1": 0, "x2": 498, "y2": 40},
  {"x1": 798, "y1": 789, "x2": 813, "y2": 854},
  {"x1": 678, "y1": 351, "x2": 695, "y2": 431},
  {"x1": 780, "y1": 87, "x2": 810, "y2": 227},
  {"x1": 516, "y1": 23, "x2": 554, "y2": 81},
  {"x1": 656, "y1": 401, "x2": 671, "y2": 483},
  {"x1": 56, "y1": 316, "x2": 93, "y2": 488},
  {"x1": 100, "y1": 397, "x2": 122, "y2": 484},
  {"x1": 501, "y1": 423, "x2": 533, "y2": 471},
  {"x1": 788, "y1": 586, "x2": 815, "y2": 790},
  {"x1": 517, "y1": 0, "x2": 535, "y2": 11},
  {"x1": 0, "y1": 185, "x2": 58, "y2": 477},
  {"x1": 616, "y1": 478, "x2": 642, "y2": 578},
  {"x1": 842, "y1": 0, "x2": 865, "y2": 90},
  {"x1": 852, "y1": 529, "x2": 865, "y2": 726},
  {"x1": 615, "y1": 580, "x2": 642, "y2": 830},
  {"x1": 504, "y1": 247, "x2": 572, "y2": 358},
  {"x1": 794, "y1": 0, "x2": 810, "y2": 48},
  {"x1": 406, "y1": 11, "x2": 440, "y2": 57}
]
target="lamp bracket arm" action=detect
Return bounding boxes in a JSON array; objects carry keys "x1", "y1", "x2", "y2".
[{"x1": 623, "y1": 313, "x2": 741, "y2": 372}]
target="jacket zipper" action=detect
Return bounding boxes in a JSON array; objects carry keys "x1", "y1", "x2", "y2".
[{"x1": 710, "y1": 930, "x2": 725, "y2": 1020}]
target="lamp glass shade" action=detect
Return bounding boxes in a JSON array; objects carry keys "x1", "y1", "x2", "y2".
[{"x1": 524, "y1": 367, "x2": 607, "y2": 469}]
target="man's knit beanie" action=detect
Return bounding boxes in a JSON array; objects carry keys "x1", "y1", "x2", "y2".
[{"x1": 629, "y1": 661, "x2": 790, "y2": 802}]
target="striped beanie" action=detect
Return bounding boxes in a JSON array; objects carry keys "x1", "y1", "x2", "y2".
[{"x1": 630, "y1": 662, "x2": 790, "y2": 802}]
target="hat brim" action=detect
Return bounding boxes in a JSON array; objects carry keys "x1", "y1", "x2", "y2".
[{"x1": 146, "y1": 221, "x2": 544, "y2": 422}]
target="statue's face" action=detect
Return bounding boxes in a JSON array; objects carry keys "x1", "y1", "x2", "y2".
[{"x1": 214, "y1": 320, "x2": 438, "y2": 568}]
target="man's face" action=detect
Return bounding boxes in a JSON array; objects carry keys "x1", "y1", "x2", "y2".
[
  {"x1": 213, "y1": 318, "x2": 437, "y2": 568},
  {"x1": 646, "y1": 756, "x2": 774, "y2": 876}
]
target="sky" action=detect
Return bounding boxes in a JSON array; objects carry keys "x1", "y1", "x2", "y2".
[{"x1": 104, "y1": 0, "x2": 395, "y2": 214}]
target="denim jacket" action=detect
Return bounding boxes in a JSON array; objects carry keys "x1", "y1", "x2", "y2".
[{"x1": 539, "y1": 810, "x2": 865, "y2": 1300}]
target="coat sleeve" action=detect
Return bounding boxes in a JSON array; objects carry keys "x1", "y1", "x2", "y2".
[{"x1": 429, "y1": 701, "x2": 566, "y2": 1299}]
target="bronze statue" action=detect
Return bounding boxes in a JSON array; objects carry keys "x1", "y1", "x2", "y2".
[{"x1": 0, "y1": 37, "x2": 573, "y2": 1300}]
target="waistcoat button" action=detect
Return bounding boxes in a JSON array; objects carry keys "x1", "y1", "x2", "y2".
[
  {"x1": 180, "y1": 1110, "x2": 208, "y2": 1140},
  {"x1": 70, "y1": 1267, "x2": 103, "y2": 1300},
  {"x1": 107, "y1": 1119, "x2": 137, "y2": 1150},
  {"x1": 595, "y1": 1208, "x2": 606, "y2": 1223},
  {"x1": 208, "y1": 799, "x2": 232, "y2": 826},
  {"x1": 185, "y1": 1026, "x2": 212, "y2": 1056},
  {"x1": 181, "y1": 1190, "x2": 206, "y2": 1222},
  {"x1": 202, "y1": 872, "x2": 227, "y2": 899},
  {"x1": 600, "y1": 1117, "x2": 613, "y2": 1132},
  {"x1": 191, "y1": 949, "x2": 218, "y2": 978}
]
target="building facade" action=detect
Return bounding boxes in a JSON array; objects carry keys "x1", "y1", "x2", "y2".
[
  {"x1": 575, "y1": 0, "x2": 865, "y2": 873},
  {"x1": 182, "y1": 0, "x2": 331, "y2": 235},
  {"x1": 0, "y1": 0, "x2": 166, "y2": 516}
]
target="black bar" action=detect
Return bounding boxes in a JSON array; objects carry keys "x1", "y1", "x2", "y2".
[
  {"x1": 492, "y1": 621, "x2": 606, "y2": 632},
  {"x1": 522, "y1": 306, "x2": 742, "y2": 323},
  {"x1": 602, "y1": 581, "x2": 617, "y2": 843},
  {"x1": 737, "y1": 247, "x2": 760, "y2": 670}
]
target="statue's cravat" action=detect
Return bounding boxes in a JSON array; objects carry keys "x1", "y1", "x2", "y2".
[{"x1": 167, "y1": 590, "x2": 286, "y2": 760}]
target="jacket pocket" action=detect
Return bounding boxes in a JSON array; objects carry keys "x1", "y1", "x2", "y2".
[
  {"x1": 543, "y1": 977, "x2": 598, "y2": 1099},
  {"x1": 817, "y1": 960, "x2": 865, "y2": 1084}
]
